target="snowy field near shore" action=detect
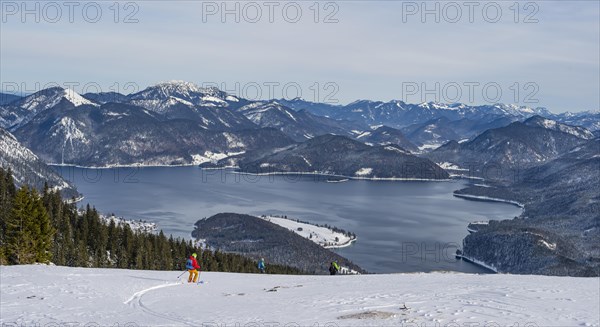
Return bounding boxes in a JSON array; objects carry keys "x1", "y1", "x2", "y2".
[
  {"x1": 1, "y1": 265, "x2": 598, "y2": 327},
  {"x1": 260, "y1": 215, "x2": 356, "y2": 248}
]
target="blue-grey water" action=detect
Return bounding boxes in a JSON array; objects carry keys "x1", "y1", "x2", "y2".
[{"x1": 56, "y1": 166, "x2": 522, "y2": 274}]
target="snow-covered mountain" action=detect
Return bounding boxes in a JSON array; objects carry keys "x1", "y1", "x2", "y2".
[
  {"x1": 428, "y1": 117, "x2": 591, "y2": 177},
  {"x1": 283, "y1": 98, "x2": 553, "y2": 129},
  {"x1": 82, "y1": 91, "x2": 129, "y2": 104},
  {"x1": 524, "y1": 115, "x2": 596, "y2": 139},
  {"x1": 551, "y1": 110, "x2": 600, "y2": 131},
  {"x1": 458, "y1": 137, "x2": 600, "y2": 275},
  {"x1": 487, "y1": 103, "x2": 553, "y2": 117},
  {"x1": 19, "y1": 87, "x2": 95, "y2": 110},
  {"x1": 0, "y1": 87, "x2": 97, "y2": 130},
  {"x1": 236, "y1": 101, "x2": 358, "y2": 141},
  {"x1": 237, "y1": 134, "x2": 448, "y2": 180},
  {"x1": 401, "y1": 116, "x2": 517, "y2": 150},
  {"x1": 13, "y1": 101, "x2": 294, "y2": 167},
  {"x1": 125, "y1": 81, "x2": 254, "y2": 130},
  {"x1": 514, "y1": 136, "x2": 600, "y2": 219},
  {"x1": 0, "y1": 128, "x2": 78, "y2": 197},
  {"x1": 276, "y1": 97, "x2": 344, "y2": 118},
  {"x1": 3, "y1": 84, "x2": 596, "y2": 138},
  {"x1": 401, "y1": 116, "x2": 463, "y2": 149},
  {"x1": 128, "y1": 81, "x2": 243, "y2": 112},
  {"x1": 352, "y1": 125, "x2": 419, "y2": 153},
  {"x1": 282, "y1": 98, "x2": 600, "y2": 149},
  {"x1": 2, "y1": 83, "x2": 596, "y2": 169},
  {"x1": 1, "y1": 265, "x2": 598, "y2": 326}
]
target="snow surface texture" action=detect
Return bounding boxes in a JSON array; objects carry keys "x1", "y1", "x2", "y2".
[
  {"x1": 260, "y1": 216, "x2": 356, "y2": 249},
  {"x1": 1, "y1": 265, "x2": 598, "y2": 326}
]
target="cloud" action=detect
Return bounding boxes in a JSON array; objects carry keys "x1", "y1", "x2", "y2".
[{"x1": 0, "y1": 1, "x2": 598, "y2": 112}]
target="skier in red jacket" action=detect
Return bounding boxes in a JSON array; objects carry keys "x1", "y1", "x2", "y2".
[{"x1": 186, "y1": 253, "x2": 201, "y2": 283}]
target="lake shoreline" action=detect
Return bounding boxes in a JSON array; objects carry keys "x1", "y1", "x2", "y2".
[
  {"x1": 233, "y1": 170, "x2": 452, "y2": 182},
  {"x1": 52, "y1": 164, "x2": 453, "y2": 182},
  {"x1": 452, "y1": 193, "x2": 525, "y2": 208},
  {"x1": 57, "y1": 166, "x2": 522, "y2": 274}
]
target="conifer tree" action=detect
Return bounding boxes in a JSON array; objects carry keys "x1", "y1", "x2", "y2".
[
  {"x1": 5, "y1": 187, "x2": 35, "y2": 264},
  {"x1": 0, "y1": 171, "x2": 303, "y2": 274},
  {"x1": 32, "y1": 189, "x2": 54, "y2": 263},
  {"x1": 0, "y1": 168, "x2": 16, "y2": 264}
]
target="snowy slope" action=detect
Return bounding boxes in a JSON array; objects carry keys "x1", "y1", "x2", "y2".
[
  {"x1": 236, "y1": 101, "x2": 356, "y2": 141},
  {"x1": 0, "y1": 87, "x2": 97, "y2": 130},
  {"x1": 128, "y1": 81, "x2": 240, "y2": 113},
  {"x1": 1, "y1": 265, "x2": 598, "y2": 326},
  {"x1": 260, "y1": 216, "x2": 356, "y2": 248},
  {"x1": 125, "y1": 81, "x2": 254, "y2": 130},
  {"x1": 0, "y1": 128, "x2": 78, "y2": 197},
  {"x1": 20, "y1": 87, "x2": 95, "y2": 111},
  {"x1": 523, "y1": 115, "x2": 595, "y2": 139}
]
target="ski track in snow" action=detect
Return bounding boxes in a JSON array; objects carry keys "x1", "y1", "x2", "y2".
[
  {"x1": 1, "y1": 265, "x2": 598, "y2": 326},
  {"x1": 125, "y1": 282, "x2": 197, "y2": 326}
]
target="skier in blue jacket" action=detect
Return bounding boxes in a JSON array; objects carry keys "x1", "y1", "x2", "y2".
[{"x1": 258, "y1": 258, "x2": 266, "y2": 273}]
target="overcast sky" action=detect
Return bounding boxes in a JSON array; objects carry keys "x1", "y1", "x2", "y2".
[{"x1": 1, "y1": 1, "x2": 598, "y2": 113}]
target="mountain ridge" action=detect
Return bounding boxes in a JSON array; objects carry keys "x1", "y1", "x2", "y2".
[
  {"x1": 0, "y1": 127, "x2": 79, "y2": 198},
  {"x1": 236, "y1": 134, "x2": 449, "y2": 180},
  {"x1": 427, "y1": 117, "x2": 592, "y2": 178}
]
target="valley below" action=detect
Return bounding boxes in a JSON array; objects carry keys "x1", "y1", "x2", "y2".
[
  {"x1": 1, "y1": 82, "x2": 597, "y2": 277},
  {"x1": 55, "y1": 165, "x2": 523, "y2": 274}
]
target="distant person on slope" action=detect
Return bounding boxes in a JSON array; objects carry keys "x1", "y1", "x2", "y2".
[
  {"x1": 258, "y1": 258, "x2": 266, "y2": 273},
  {"x1": 329, "y1": 260, "x2": 340, "y2": 275},
  {"x1": 186, "y1": 253, "x2": 201, "y2": 283}
]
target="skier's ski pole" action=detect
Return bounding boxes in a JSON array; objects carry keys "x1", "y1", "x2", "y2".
[{"x1": 177, "y1": 270, "x2": 187, "y2": 279}]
